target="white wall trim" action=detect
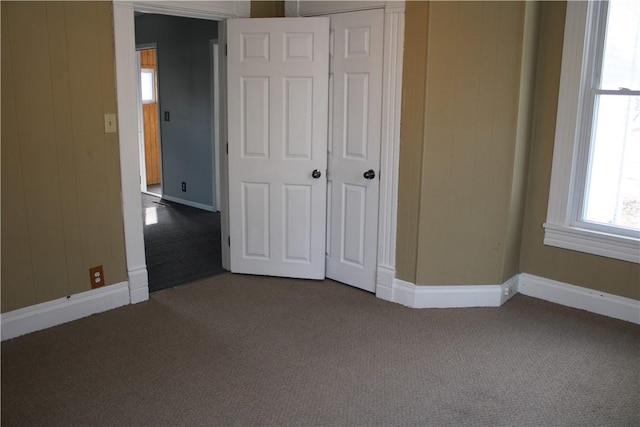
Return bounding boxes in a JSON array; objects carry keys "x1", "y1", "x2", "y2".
[
  {"x1": 285, "y1": 1, "x2": 404, "y2": 17},
  {"x1": 4, "y1": 272, "x2": 635, "y2": 339},
  {"x1": 385, "y1": 275, "x2": 518, "y2": 308},
  {"x1": 385, "y1": 273, "x2": 639, "y2": 325},
  {"x1": 127, "y1": 266, "x2": 149, "y2": 304},
  {"x1": 376, "y1": 265, "x2": 395, "y2": 302},
  {"x1": 543, "y1": 223, "x2": 640, "y2": 264},
  {"x1": 1, "y1": 282, "x2": 130, "y2": 341},
  {"x1": 545, "y1": 0, "x2": 589, "y2": 226},
  {"x1": 500, "y1": 275, "x2": 519, "y2": 305},
  {"x1": 114, "y1": 1, "x2": 150, "y2": 304},
  {"x1": 393, "y1": 278, "x2": 418, "y2": 307},
  {"x1": 161, "y1": 195, "x2": 214, "y2": 212},
  {"x1": 130, "y1": 1, "x2": 250, "y2": 20},
  {"x1": 389, "y1": 276, "x2": 519, "y2": 309},
  {"x1": 376, "y1": 9, "x2": 404, "y2": 284},
  {"x1": 519, "y1": 273, "x2": 640, "y2": 325}
]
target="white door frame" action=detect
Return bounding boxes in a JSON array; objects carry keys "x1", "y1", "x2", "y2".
[
  {"x1": 113, "y1": 0, "x2": 403, "y2": 303},
  {"x1": 211, "y1": 39, "x2": 221, "y2": 212}
]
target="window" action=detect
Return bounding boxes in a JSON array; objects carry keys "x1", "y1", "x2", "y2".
[
  {"x1": 140, "y1": 68, "x2": 156, "y2": 104},
  {"x1": 545, "y1": 0, "x2": 640, "y2": 263}
]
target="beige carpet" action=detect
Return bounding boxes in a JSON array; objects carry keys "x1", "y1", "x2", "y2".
[{"x1": 2, "y1": 273, "x2": 639, "y2": 426}]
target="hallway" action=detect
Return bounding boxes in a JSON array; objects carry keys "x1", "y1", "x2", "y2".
[{"x1": 142, "y1": 194, "x2": 224, "y2": 292}]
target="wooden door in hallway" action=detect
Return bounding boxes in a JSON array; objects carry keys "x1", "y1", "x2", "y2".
[{"x1": 140, "y1": 48, "x2": 161, "y2": 186}]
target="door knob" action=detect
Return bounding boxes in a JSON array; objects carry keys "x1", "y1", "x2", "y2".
[
  {"x1": 312, "y1": 169, "x2": 322, "y2": 179},
  {"x1": 363, "y1": 169, "x2": 376, "y2": 180}
]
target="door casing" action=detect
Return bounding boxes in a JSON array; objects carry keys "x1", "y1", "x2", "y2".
[{"x1": 113, "y1": 1, "x2": 404, "y2": 303}]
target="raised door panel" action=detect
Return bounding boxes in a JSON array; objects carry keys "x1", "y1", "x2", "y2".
[
  {"x1": 241, "y1": 77, "x2": 270, "y2": 158},
  {"x1": 242, "y1": 182, "x2": 270, "y2": 259},
  {"x1": 343, "y1": 72, "x2": 369, "y2": 159},
  {"x1": 341, "y1": 183, "x2": 366, "y2": 266},
  {"x1": 284, "y1": 185, "x2": 312, "y2": 262},
  {"x1": 284, "y1": 77, "x2": 313, "y2": 159}
]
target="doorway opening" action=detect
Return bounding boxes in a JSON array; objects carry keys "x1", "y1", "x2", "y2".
[{"x1": 135, "y1": 13, "x2": 224, "y2": 292}]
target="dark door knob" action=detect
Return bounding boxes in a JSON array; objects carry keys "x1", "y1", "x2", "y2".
[
  {"x1": 363, "y1": 169, "x2": 376, "y2": 180},
  {"x1": 312, "y1": 169, "x2": 322, "y2": 179}
]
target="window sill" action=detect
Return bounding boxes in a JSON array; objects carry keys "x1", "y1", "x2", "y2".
[{"x1": 543, "y1": 223, "x2": 640, "y2": 264}]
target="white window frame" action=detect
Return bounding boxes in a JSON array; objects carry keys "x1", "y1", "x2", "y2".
[{"x1": 544, "y1": 0, "x2": 640, "y2": 264}]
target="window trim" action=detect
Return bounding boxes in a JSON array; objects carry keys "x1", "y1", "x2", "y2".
[{"x1": 544, "y1": 0, "x2": 640, "y2": 264}]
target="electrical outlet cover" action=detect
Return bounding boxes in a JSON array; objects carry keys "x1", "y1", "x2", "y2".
[{"x1": 89, "y1": 266, "x2": 105, "y2": 289}]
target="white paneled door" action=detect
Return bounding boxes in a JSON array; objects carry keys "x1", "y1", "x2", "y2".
[
  {"x1": 326, "y1": 9, "x2": 384, "y2": 292},
  {"x1": 227, "y1": 11, "x2": 383, "y2": 290},
  {"x1": 227, "y1": 18, "x2": 329, "y2": 279}
]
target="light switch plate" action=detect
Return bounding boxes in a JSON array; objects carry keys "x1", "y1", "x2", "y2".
[{"x1": 104, "y1": 113, "x2": 117, "y2": 133}]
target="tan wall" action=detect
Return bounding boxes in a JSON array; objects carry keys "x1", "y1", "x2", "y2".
[
  {"x1": 405, "y1": 1, "x2": 536, "y2": 285},
  {"x1": 396, "y1": 1, "x2": 430, "y2": 284},
  {"x1": 1, "y1": 1, "x2": 127, "y2": 313},
  {"x1": 502, "y1": 1, "x2": 540, "y2": 281},
  {"x1": 251, "y1": 1, "x2": 284, "y2": 18},
  {"x1": 519, "y1": 2, "x2": 640, "y2": 300}
]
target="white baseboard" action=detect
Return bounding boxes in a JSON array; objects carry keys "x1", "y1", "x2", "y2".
[
  {"x1": 4, "y1": 271, "x2": 635, "y2": 341},
  {"x1": 1, "y1": 282, "x2": 131, "y2": 341},
  {"x1": 127, "y1": 266, "x2": 149, "y2": 304},
  {"x1": 519, "y1": 273, "x2": 640, "y2": 325},
  {"x1": 500, "y1": 275, "x2": 519, "y2": 305},
  {"x1": 390, "y1": 275, "x2": 518, "y2": 308},
  {"x1": 375, "y1": 265, "x2": 395, "y2": 302},
  {"x1": 385, "y1": 273, "x2": 639, "y2": 324},
  {"x1": 130, "y1": 284, "x2": 149, "y2": 305},
  {"x1": 161, "y1": 195, "x2": 214, "y2": 212}
]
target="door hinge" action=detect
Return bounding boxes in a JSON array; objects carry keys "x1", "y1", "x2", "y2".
[
  {"x1": 225, "y1": 44, "x2": 228, "y2": 56},
  {"x1": 379, "y1": 170, "x2": 381, "y2": 180},
  {"x1": 228, "y1": 236, "x2": 231, "y2": 247},
  {"x1": 226, "y1": 143, "x2": 228, "y2": 154}
]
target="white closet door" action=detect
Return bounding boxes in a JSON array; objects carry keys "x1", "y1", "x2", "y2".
[
  {"x1": 326, "y1": 9, "x2": 384, "y2": 291},
  {"x1": 227, "y1": 17, "x2": 330, "y2": 279}
]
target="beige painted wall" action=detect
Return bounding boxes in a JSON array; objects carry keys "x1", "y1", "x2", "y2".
[
  {"x1": 502, "y1": 1, "x2": 540, "y2": 282},
  {"x1": 519, "y1": 2, "x2": 640, "y2": 300},
  {"x1": 406, "y1": 1, "x2": 537, "y2": 285},
  {"x1": 396, "y1": 1, "x2": 430, "y2": 284},
  {"x1": 251, "y1": 1, "x2": 284, "y2": 18},
  {"x1": 1, "y1": 1, "x2": 127, "y2": 313}
]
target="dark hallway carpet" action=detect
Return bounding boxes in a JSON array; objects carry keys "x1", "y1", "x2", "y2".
[{"x1": 142, "y1": 193, "x2": 224, "y2": 292}]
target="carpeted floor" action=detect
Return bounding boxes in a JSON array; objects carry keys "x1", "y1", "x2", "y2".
[
  {"x1": 2, "y1": 273, "x2": 639, "y2": 426},
  {"x1": 142, "y1": 193, "x2": 224, "y2": 292}
]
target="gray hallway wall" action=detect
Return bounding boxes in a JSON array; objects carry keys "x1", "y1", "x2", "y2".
[{"x1": 135, "y1": 14, "x2": 218, "y2": 209}]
